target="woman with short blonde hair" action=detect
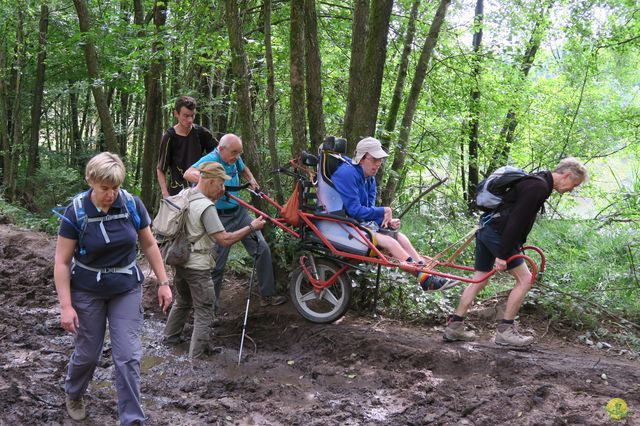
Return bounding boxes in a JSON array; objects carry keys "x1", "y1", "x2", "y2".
[{"x1": 54, "y1": 151, "x2": 172, "y2": 424}]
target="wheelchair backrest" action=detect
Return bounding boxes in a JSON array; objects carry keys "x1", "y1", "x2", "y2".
[{"x1": 317, "y1": 136, "x2": 348, "y2": 213}]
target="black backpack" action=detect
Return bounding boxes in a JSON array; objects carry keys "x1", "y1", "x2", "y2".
[{"x1": 474, "y1": 166, "x2": 545, "y2": 212}]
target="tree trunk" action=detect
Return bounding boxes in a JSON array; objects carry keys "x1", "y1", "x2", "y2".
[
  {"x1": 26, "y1": 5, "x2": 49, "y2": 197},
  {"x1": 212, "y1": 64, "x2": 232, "y2": 140},
  {"x1": 289, "y1": 0, "x2": 307, "y2": 157},
  {"x1": 141, "y1": 0, "x2": 167, "y2": 208},
  {"x1": 264, "y1": 0, "x2": 284, "y2": 204},
  {"x1": 133, "y1": 99, "x2": 144, "y2": 185},
  {"x1": 343, "y1": 0, "x2": 369, "y2": 145},
  {"x1": 119, "y1": 90, "x2": 129, "y2": 156},
  {"x1": 382, "y1": 0, "x2": 451, "y2": 205},
  {"x1": 304, "y1": 0, "x2": 326, "y2": 151},
  {"x1": 350, "y1": 0, "x2": 394, "y2": 143},
  {"x1": 80, "y1": 87, "x2": 90, "y2": 143},
  {"x1": 489, "y1": 6, "x2": 550, "y2": 172},
  {"x1": 225, "y1": 0, "x2": 263, "y2": 190},
  {"x1": 72, "y1": 0, "x2": 119, "y2": 153},
  {"x1": 7, "y1": 8, "x2": 25, "y2": 201},
  {"x1": 197, "y1": 63, "x2": 212, "y2": 129},
  {"x1": 465, "y1": 0, "x2": 483, "y2": 206},
  {"x1": 0, "y1": 40, "x2": 9, "y2": 184},
  {"x1": 377, "y1": 0, "x2": 420, "y2": 186},
  {"x1": 69, "y1": 82, "x2": 82, "y2": 171}
]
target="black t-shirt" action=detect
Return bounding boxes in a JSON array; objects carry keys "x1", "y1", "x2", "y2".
[{"x1": 157, "y1": 124, "x2": 216, "y2": 195}]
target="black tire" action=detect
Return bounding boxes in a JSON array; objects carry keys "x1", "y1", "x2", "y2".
[{"x1": 289, "y1": 258, "x2": 352, "y2": 323}]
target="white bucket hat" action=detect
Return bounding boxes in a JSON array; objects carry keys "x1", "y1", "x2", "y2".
[{"x1": 352, "y1": 137, "x2": 389, "y2": 165}]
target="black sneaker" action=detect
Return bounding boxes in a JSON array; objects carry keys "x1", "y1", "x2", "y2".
[{"x1": 420, "y1": 275, "x2": 459, "y2": 291}]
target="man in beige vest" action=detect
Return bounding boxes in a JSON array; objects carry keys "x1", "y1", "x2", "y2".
[{"x1": 163, "y1": 162, "x2": 266, "y2": 358}]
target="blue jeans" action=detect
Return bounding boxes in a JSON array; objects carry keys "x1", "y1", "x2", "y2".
[{"x1": 65, "y1": 287, "x2": 144, "y2": 426}]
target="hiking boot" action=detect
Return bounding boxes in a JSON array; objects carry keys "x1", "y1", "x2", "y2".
[
  {"x1": 420, "y1": 275, "x2": 460, "y2": 291},
  {"x1": 260, "y1": 295, "x2": 287, "y2": 307},
  {"x1": 65, "y1": 395, "x2": 86, "y2": 421},
  {"x1": 163, "y1": 335, "x2": 187, "y2": 346},
  {"x1": 495, "y1": 324, "x2": 534, "y2": 347},
  {"x1": 443, "y1": 320, "x2": 476, "y2": 342}
]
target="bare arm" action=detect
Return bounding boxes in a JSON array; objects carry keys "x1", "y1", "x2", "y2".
[
  {"x1": 54, "y1": 236, "x2": 79, "y2": 333},
  {"x1": 240, "y1": 166, "x2": 259, "y2": 189},
  {"x1": 183, "y1": 166, "x2": 200, "y2": 184},
  {"x1": 210, "y1": 217, "x2": 265, "y2": 247},
  {"x1": 156, "y1": 168, "x2": 170, "y2": 199},
  {"x1": 138, "y1": 227, "x2": 172, "y2": 313}
]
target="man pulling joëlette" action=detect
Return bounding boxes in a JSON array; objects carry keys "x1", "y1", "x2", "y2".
[{"x1": 183, "y1": 133, "x2": 286, "y2": 311}]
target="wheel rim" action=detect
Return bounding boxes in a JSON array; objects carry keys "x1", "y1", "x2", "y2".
[{"x1": 293, "y1": 262, "x2": 347, "y2": 320}]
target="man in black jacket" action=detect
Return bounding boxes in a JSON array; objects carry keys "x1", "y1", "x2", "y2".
[{"x1": 444, "y1": 158, "x2": 587, "y2": 346}]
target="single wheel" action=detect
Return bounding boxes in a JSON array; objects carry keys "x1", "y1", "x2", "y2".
[{"x1": 289, "y1": 258, "x2": 352, "y2": 323}]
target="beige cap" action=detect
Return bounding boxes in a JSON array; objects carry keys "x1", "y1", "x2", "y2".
[
  {"x1": 197, "y1": 162, "x2": 231, "y2": 180},
  {"x1": 352, "y1": 137, "x2": 389, "y2": 164}
]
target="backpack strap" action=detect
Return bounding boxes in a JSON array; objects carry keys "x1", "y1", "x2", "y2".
[
  {"x1": 72, "y1": 191, "x2": 90, "y2": 256},
  {"x1": 52, "y1": 189, "x2": 142, "y2": 256},
  {"x1": 186, "y1": 191, "x2": 214, "y2": 245},
  {"x1": 119, "y1": 189, "x2": 141, "y2": 231}
]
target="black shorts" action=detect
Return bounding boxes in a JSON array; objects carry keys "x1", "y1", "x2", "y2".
[{"x1": 474, "y1": 225, "x2": 524, "y2": 272}]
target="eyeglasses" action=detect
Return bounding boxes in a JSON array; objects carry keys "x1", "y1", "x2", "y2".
[{"x1": 363, "y1": 155, "x2": 384, "y2": 165}]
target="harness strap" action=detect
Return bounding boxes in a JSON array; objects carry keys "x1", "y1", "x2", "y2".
[
  {"x1": 72, "y1": 258, "x2": 139, "y2": 282},
  {"x1": 86, "y1": 213, "x2": 130, "y2": 244}
]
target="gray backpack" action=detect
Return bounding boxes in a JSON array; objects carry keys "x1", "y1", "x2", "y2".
[
  {"x1": 475, "y1": 166, "x2": 545, "y2": 212},
  {"x1": 153, "y1": 189, "x2": 206, "y2": 266}
]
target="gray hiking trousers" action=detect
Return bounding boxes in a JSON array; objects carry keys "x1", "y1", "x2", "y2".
[
  {"x1": 65, "y1": 287, "x2": 144, "y2": 426},
  {"x1": 163, "y1": 266, "x2": 215, "y2": 358},
  {"x1": 212, "y1": 206, "x2": 275, "y2": 309}
]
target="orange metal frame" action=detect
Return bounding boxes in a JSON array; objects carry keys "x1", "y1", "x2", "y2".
[{"x1": 226, "y1": 190, "x2": 546, "y2": 293}]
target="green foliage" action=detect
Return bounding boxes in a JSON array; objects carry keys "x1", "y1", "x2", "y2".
[
  {"x1": 28, "y1": 165, "x2": 84, "y2": 215},
  {"x1": 0, "y1": 194, "x2": 60, "y2": 234}
]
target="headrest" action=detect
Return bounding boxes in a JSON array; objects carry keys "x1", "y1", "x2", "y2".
[
  {"x1": 301, "y1": 151, "x2": 318, "y2": 166},
  {"x1": 321, "y1": 136, "x2": 347, "y2": 154},
  {"x1": 334, "y1": 138, "x2": 347, "y2": 154}
]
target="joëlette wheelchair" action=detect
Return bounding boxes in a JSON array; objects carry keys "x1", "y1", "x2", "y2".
[{"x1": 226, "y1": 137, "x2": 545, "y2": 324}]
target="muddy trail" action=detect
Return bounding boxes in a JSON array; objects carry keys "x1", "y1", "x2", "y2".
[{"x1": 0, "y1": 224, "x2": 638, "y2": 425}]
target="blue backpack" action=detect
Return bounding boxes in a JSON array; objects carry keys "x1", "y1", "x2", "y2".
[{"x1": 52, "y1": 189, "x2": 141, "y2": 256}]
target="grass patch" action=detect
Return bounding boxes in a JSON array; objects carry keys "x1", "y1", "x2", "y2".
[{"x1": 0, "y1": 195, "x2": 60, "y2": 234}]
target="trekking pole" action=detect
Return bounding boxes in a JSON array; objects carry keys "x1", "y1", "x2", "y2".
[
  {"x1": 238, "y1": 232, "x2": 260, "y2": 366},
  {"x1": 397, "y1": 177, "x2": 448, "y2": 220}
]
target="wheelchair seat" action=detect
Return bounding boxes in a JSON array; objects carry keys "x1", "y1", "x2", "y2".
[
  {"x1": 317, "y1": 136, "x2": 348, "y2": 214},
  {"x1": 302, "y1": 136, "x2": 375, "y2": 257}
]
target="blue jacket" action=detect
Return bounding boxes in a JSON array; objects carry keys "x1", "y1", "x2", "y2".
[{"x1": 331, "y1": 157, "x2": 385, "y2": 225}]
